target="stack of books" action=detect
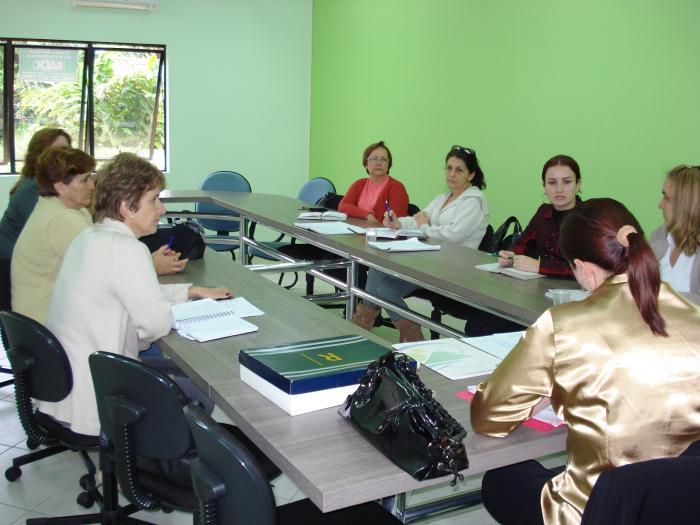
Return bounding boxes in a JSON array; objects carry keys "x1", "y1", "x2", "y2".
[{"x1": 239, "y1": 335, "x2": 389, "y2": 415}]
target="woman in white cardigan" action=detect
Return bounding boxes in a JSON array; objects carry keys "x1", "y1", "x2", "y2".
[
  {"x1": 652, "y1": 164, "x2": 700, "y2": 305},
  {"x1": 39, "y1": 153, "x2": 229, "y2": 437},
  {"x1": 353, "y1": 145, "x2": 489, "y2": 342}
]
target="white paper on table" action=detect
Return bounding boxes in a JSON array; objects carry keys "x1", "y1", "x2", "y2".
[
  {"x1": 460, "y1": 331, "x2": 524, "y2": 360},
  {"x1": 367, "y1": 238, "x2": 440, "y2": 252},
  {"x1": 393, "y1": 338, "x2": 501, "y2": 380},
  {"x1": 215, "y1": 297, "x2": 264, "y2": 317},
  {"x1": 293, "y1": 222, "x2": 366, "y2": 235}
]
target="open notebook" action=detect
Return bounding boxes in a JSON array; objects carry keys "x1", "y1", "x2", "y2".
[
  {"x1": 475, "y1": 262, "x2": 544, "y2": 280},
  {"x1": 171, "y1": 298, "x2": 260, "y2": 342}
]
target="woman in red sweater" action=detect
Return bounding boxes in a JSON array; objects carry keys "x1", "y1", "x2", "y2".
[{"x1": 339, "y1": 141, "x2": 409, "y2": 224}]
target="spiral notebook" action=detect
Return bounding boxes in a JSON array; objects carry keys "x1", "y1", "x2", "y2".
[{"x1": 171, "y1": 298, "x2": 259, "y2": 342}]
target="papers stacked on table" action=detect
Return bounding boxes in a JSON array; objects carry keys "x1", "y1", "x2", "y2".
[
  {"x1": 171, "y1": 297, "x2": 263, "y2": 342},
  {"x1": 297, "y1": 210, "x2": 347, "y2": 221},
  {"x1": 293, "y1": 222, "x2": 366, "y2": 235},
  {"x1": 368, "y1": 238, "x2": 440, "y2": 252}
]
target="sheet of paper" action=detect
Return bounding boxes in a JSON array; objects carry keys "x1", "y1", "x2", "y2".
[
  {"x1": 393, "y1": 338, "x2": 501, "y2": 380},
  {"x1": 293, "y1": 222, "x2": 366, "y2": 235},
  {"x1": 171, "y1": 298, "x2": 225, "y2": 324},
  {"x1": 216, "y1": 297, "x2": 264, "y2": 317},
  {"x1": 368, "y1": 238, "x2": 440, "y2": 252},
  {"x1": 475, "y1": 262, "x2": 545, "y2": 280},
  {"x1": 460, "y1": 331, "x2": 524, "y2": 360}
]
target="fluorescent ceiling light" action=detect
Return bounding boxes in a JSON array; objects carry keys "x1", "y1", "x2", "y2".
[{"x1": 72, "y1": 0, "x2": 159, "y2": 12}]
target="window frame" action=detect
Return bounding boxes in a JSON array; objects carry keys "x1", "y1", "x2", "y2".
[{"x1": 0, "y1": 37, "x2": 167, "y2": 174}]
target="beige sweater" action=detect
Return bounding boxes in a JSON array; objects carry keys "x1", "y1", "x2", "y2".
[
  {"x1": 39, "y1": 219, "x2": 191, "y2": 436},
  {"x1": 11, "y1": 197, "x2": 92, "y2": 324}
]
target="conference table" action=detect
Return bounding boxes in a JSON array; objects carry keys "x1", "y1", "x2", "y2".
[
  {"x1": 160, "y1": 190, "x2": 580, "y2": 335},
  {"x1": 158, "y1": 250, "x2": 567, "y2": 521}
]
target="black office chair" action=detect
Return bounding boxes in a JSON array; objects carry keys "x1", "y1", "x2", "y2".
[
  {"x1": 0, "y1": 257, "x2": 14, "y2": 388},
  {"x1": 581, "y1": 441, "x2": 700, "y2": 524},
  {"x1": 184, "y1": 403, "x2": 402, "y2": 525},
  {"x1": 89, "y1": 352, "x2": 281, "y2": 524},
  {"x1": 0, "y1": 311, "x2": 102, "y2": 519}
]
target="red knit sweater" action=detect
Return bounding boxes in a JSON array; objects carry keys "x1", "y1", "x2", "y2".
[{"x1": 338, "y1": 176, "x2": 409, "y2": 220}]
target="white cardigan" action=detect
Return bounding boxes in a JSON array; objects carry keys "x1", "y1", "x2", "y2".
[
  {"x1": 398, "y1": 186, "x2": 488, "y2": 248},
  {"x1": 39, "y1": 218, "x2": 191, "y2": 436}
]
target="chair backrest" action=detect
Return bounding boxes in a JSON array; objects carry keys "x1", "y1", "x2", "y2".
[
  {"x1": 89, "y1": 352, "x2": 192, "y2": 510},
  {"x1": 196, "y1": 171, "x2": 252, "y2": 234},
  {"x1": 0, "y1": 257, "x2": 11, "y2": 312},
  {"x1": 0, "y1": 311, "x2": 72, "y2": 447},
  {"x1": 297, "y1": 177, "x2": 336, "y2": 205},
  {"x1": 0, "y1": 311, "x2": 72, "y2": 401},
  {"x1": 184, "y1": 403, "x2": 277, "y2": 525}
]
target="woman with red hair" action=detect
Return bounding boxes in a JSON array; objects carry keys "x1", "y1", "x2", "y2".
[{"x1": 472, "y1": 198, "x2": 700, "y2": 525}]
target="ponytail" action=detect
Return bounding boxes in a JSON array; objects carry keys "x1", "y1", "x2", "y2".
[{"x1": 560, "y1": 198, "x2": 667, "y2": 337}]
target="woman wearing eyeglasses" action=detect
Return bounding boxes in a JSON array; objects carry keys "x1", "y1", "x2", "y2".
[
  {"x1": 498, "y1": 154, "x2": 581, "y2": 277},
  {"x1": 338, "y1": 140, "x2": 409, "y2": 225},
  {"x1": 352, "y1": 145, "x2": 488, "y2": 342}
]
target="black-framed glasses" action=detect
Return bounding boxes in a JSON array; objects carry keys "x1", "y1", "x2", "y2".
[{"x1": 451, "y1": 145, "x2": 475, "y2": 156}]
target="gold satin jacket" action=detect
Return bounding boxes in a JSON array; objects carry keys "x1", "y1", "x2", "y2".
[{"x1": 471, "y1": 275, "x2": 700, "y2": 525}]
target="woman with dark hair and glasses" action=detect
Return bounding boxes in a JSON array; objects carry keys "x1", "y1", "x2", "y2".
[
  {"x1": 652, "y1": 165, "x2": 700, "y2": 304},
  {"x1": 352, "y1": 145, "x2": 488, "y2": 342},
  {"x1": 338, "y1": 140, "x2": 409, "y2": 225},
  {"x1": 498, "y1": 154, "x2": 582, "y2": 277},
  {"x1": 472, "y1": 198, "x2": 700, "y2": 525}
]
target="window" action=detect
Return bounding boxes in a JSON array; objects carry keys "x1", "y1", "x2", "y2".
[{"x1": 1, "y1": 38, "x2": 166, "y2": 174}]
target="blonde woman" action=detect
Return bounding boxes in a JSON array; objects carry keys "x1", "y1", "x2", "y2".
[{"x1": 652, "y1": 165, "x2": 700, "y2": 304}]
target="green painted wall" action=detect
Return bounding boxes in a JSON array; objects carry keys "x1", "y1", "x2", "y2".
[
  {"x1": 310, "y1": 0, "x2": 700, "y2": 234},
  {"x1": 0, "y1": 0, "x2": 312, "y2": 211}
]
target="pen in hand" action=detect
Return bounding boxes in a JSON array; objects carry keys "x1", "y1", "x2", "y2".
[{"x1": 384, "y1": 200, "x2": 394, "y2": 224}]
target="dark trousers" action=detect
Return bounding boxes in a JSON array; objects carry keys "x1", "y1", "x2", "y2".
[{"x1": 481, "y1": 460, "x2": 558, "y2": 525}]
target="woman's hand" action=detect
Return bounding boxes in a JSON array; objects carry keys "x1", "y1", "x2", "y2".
[
  {"x1": 152, "y1": 245, "x2": 188, "y2": 275},
  {"x1": 498, "y1": 250, "x2": 515, "y2": 267},
  {"x1": 413, "y1": 211, "x2": 429, "y2": 226},
  {"x1": 188, "y1": 286, "x2": 233, "y2": 300},
  {"x1": 382, "y1": 210, "x2": 399, "y2": 229},
  {"x1": 512, "y1": 255, "x2": 540, "y2": 273},
  {"x1": 366, "y1": 213, "x2": 382, "y2": 226}
]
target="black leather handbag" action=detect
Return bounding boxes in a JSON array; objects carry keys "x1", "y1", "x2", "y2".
[
  {"x1": 140, "y1": 220, "x2": 206, "y2": 260},
  {"x1": 339, "y1": 352, "x2": 468, "y2": 484},
  {"x1": 479, "y1": 216, "x2": 522, "y2": 253}
]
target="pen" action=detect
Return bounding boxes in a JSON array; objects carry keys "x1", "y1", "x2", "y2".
[
  {"x1": 384, "y1": 200, "x2": 394, "y2": 224},
  {"x1": 167, "y1": 233, "x2": 175, "y2": 249}
]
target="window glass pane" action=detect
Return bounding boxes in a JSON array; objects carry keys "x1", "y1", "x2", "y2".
[
  {"x1": 93, "y1": 50, "x2": 165, "y2": 169},
  {"x1": 13, "y1": 46, "x2": 85, "y2": 173},
  {"x1": 0, "y1": 45, "x2": 6, "y2": 173}
]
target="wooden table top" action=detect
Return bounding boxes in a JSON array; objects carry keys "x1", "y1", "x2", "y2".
[
  {"x1": 159, "y1": 251, "x2": 566, "y2": 512},
  {"x1": 159, "y1": 190, "x2": 580, "y2": 325}
]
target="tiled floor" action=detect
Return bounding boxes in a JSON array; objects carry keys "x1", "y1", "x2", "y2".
[{"x1": 0, "y1": 262, "x2": 551, "y2": 524}]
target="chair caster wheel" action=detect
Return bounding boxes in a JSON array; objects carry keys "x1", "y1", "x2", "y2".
[
  {"x1": 26, "y1": 439, "x2": 39, "y2": 450},
  {"x1": 79, "y1": 473, "x2": 94, "y2": 490},
  {"x1": 77, "y1": 491, "x2": 95, "y2": 508},
  {"x1": 5, "y1": 466, "x2": 21, "y2": 482}
]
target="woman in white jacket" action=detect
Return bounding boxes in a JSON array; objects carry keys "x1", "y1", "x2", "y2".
[
  {"x1": 352, "y1": 145, "x2": 489, "y2": 342},
  {"x1": 39, "y1": 153, "x2": 229, "y2": 437}
]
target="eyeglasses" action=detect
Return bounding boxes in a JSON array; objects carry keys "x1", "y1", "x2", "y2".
[
  {"x1": 367, "y1": 156, "x2": 389, "y2": 163},
  {"x1": 451, "y1": 145, "x2": 475, "y2": 156}
]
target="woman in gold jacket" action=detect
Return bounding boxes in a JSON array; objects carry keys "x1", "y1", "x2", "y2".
[{"x1": 471, "y1": 198, "x2": 700, "y2": 525}]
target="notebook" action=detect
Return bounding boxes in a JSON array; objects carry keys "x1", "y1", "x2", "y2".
[
  {"x1": 371, "y1": 228, "x2": 426, "y2": 239},
  {"x1": 475, "y1": 262, "x2": 545, "y2": 280},
  {"x1": 297, "y1": 210, "x2": 347, "y2": 221},
  {"x1": 367, "y1": 238, "x2": 440, "y2": 252},
  {"x1": 293, "y1": 222, "x2": 366, "y2": 235},
  {"x1": 171, "y1": 298, "x2": 259, "y2": 342}
]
